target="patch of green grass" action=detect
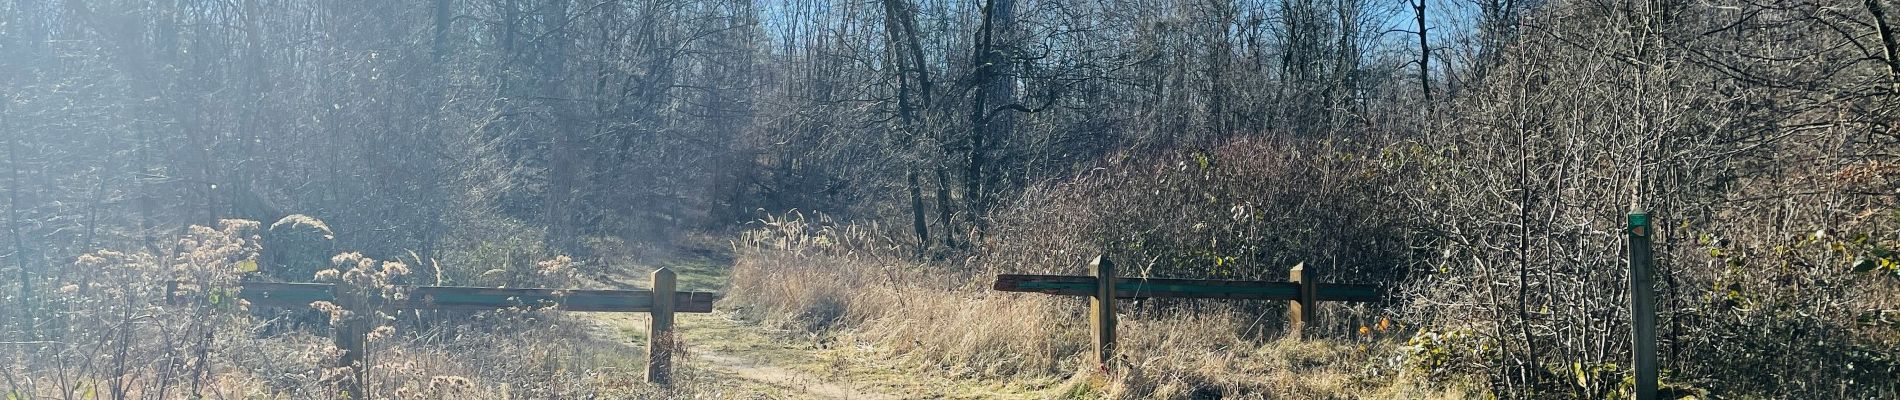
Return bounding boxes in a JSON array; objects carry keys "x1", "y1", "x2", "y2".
[
  {"x1": 666, "y1": 252, "x2": 731, "y2": 292},
  {"x1": 583, "y1": 234, "x2": 732, "y2": 292}
]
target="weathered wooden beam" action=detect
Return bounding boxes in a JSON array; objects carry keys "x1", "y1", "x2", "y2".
[
  {"x1": 992, "y1": 274, "x2": 1380, "y2": 302},
  {"x1": 1288, "y1": 263, "x2": 1317, "y2": 338},
  {"x1": 1089, "y1": 256, "x2": 1115, "y2": 369},
  {"x1": 238, "y1": 282, "x2": 719, "y2": 313},
  {"x1": 333, "y1": 285, "x2": 367, "y2": 400},
  {"x1": 647, "y1": 267, "x2": 676, "y2": 384},
  {"x1": 237, "y1": 282, "x2": 335, "y2": 307}
]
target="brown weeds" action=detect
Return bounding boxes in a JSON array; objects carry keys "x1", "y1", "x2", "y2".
[{"x1": 728, "y1": 208, "x2": 1449, "y2": 398}]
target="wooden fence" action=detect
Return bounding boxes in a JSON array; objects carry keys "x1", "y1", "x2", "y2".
[
  {"x1": 233, "y1": 267, "x2": 717, "y2": 399},
  {"x1": 992, "y1": 257, "x2": 1382, "y2": 366},
  {"x1": 994, "y1": 211, "x2": 1661, "y2": 399},
  {"x1": 206, "y1": 212, "x2": 1660, "y2": 398}
]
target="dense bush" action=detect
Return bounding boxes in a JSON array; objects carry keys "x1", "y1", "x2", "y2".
[
  {"x1": 987, "y1": 137, "x2": 1411, "y2": 291},
  {"x1": 1378, "y1": 1, "x2": 1900, "y2": 396}
]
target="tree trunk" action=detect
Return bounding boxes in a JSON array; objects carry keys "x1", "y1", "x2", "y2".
[
  {"x1": 909, "y1": 171, "x2": 930, "y2": 255},
  {"x1": 419, "y1": 0, "x2": 454, "y2": 261},
  {"x1": 936, "y1": 166, "x2": 956, "y2": 249},
  {"x1": 883, "y1": 0, "x2": 935, "y2": 256},
  {"x1": 966, "y1": 0, "x2": 1017, "y2": 244},
  {"x1": 1868, "y1": 0, "x2": 1900, "y2": 92},
  {"x1": 4, "y1": 106, "x2": 32, "y2": 335},
  {"x1": 541, "y1": 0, "x2": 579, "y2": 254},
  {"x1": 1415, "y1": 0, "x2": 1433, "y2": 109}
]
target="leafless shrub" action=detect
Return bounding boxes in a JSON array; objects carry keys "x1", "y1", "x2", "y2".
[
  {"x1": 1, "y1": 220, "x2": 266, "y2": 398},
  {"x1": 1385, "y1": 1, "x2": 1900, "y2": 396},
  {"x1": 985, "y1": 138, "x2": 1413, "y2": 332}
]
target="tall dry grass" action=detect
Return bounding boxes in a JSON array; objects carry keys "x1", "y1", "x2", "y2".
[
  {"x1": 731, "y1": 217, "x2": 1084, "y2": 377},
  {"x1": 729, "y1": 209, "x2": 1455, "y2": 398}
]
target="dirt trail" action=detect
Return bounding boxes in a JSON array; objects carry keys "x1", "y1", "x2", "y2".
[
  {"x1": 695, "y1": 349, "x2": 895, "y2": 400},
  {"x1": 583, "y1": 311, "x2": 900, "y2": 399},
  {"x1": 582, "y1": 289, "x2": 911, "y2": 399},
  {"x1": 581, "y1": 245, "x2": 1047, "y2": 399}
]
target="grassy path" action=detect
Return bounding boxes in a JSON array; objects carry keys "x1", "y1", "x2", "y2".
[
  {"x1": 584, "y1": 311, "x2": 899, "y2": 399},
  {"x1": 577, "y1": 243, "x2": 1058, "y2": 399},
  {"x1": 584, "y1": 304, "x2": 1062, "y2": 399}
]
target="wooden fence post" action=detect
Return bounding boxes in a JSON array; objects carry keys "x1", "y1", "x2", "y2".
[
  {"x1": 1628, "y1": 211, "x2": 1657, "y2": 400},
  {"x1": 334, "y1": 285, "x2": 367, "y2": 400},
  {"x1": 646, "y1": 267, "x2": 677, "y2": 384},
  {"x1": 1288, "y1": 263, "x2": 1316, "y2": 338},
  {"x1": 1089, "y1": 256, "x2": 1116, "y2": 369}
]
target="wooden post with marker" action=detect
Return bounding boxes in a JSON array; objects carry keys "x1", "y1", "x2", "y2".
[
  {"x1": 1288, "y1": 263, "x2": 1317, "y2": 338},
  {"x1": 1089, "y1": 256, "x2": 1116, "y2": 369},
  {"x1": 646, "y1": 267, "x2": 677, "y2": 384},
  {"x1": 1628, "y1": 211, "x2": 1657, "y2": 400}
]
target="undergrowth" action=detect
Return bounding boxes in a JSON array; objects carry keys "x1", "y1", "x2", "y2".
[
  {"x1": 730, "y1": 209, "x2": 1467, "y2": 399},
  {"x1": 0, "y1": 219, "x2": 713, "y2": 399}
]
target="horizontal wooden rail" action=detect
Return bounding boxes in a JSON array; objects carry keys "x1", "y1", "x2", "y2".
[
  {"x1": 239, "y1": 282, "x2": 719, "y2": 313},
  {"x1": 224, "y1": 267, "x2": 711, "y2": 396},
  {"x1": 993, "y1": 259, "x2": 1387, "y2": 370},
  {"x1": 992, "y1": 274, "x2": 1380, "y2": 302}
]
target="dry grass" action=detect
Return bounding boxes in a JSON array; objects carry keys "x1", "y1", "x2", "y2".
[
  {"x1": 0, "y1": 220, "x2": 714, "y2": 399},
  {"x1": 729, "y1": 212, "x2": 1461, "y2": 399}
]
